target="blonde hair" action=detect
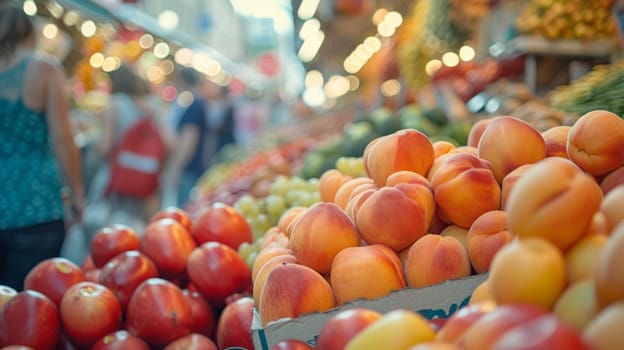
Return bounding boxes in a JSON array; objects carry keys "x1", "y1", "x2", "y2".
[{"x1": 0, "y1": 2, "x2": 34, "y2": 57}]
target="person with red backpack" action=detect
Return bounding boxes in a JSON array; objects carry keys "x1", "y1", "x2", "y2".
[{"x1": 85, "y1": 64, "x2": 170, "y2": 235}]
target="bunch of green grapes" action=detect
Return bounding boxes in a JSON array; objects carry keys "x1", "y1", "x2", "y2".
[
  {"x1": 335, "y1": 157, "x2": 367, "y2": 178},
  {"x1": 234, "y1": 175, "x2": 321, "y2": 267}
]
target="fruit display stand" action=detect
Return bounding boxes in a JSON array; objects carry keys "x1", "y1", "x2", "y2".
[{"x1": 251, "y1": 274, "x2": 487, "y2": 349}]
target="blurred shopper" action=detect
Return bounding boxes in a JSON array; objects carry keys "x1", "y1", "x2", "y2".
[
  {"x1": 86, "y1": 64, "x2": 167, "y2": 235},
  {"x1": 163, "y1": 67, "x2": 213, "y2": 207},
  {"x1": 0, "y1": 3, "x2": 85, "y2": 290}
]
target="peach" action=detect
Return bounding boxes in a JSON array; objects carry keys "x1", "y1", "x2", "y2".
[
  {"x1": 319, "y1": 169, "x2": 352, "y2": 202},
  {"x1": 506, "y1": 157, "x2": 603, "y2": 251},
  {"x1": 565, "y1": 233, "x2": 607, "y2": 284},
  {"x1": 500, "y1": 163, "x2": 533, "y2": 210},
  {"x1": 429, "y1": 211, "x2": 450, "y2": 234},
  {"x1": 261, "y1": 228, "x2": 290, "y2": 250},
  {"x1": 583, "y1": 301, "x2": 624, "y2": 350},
  {"x1": 345, "y1": 309, "x2": 436, "y2": 350},
  {"x1": 277, "y1": 206, "x2": 307, "y2": 237},
  {"x1": 601, "y1": 185, "x2": 624, "y2": 233},
  {"x1": 601, "y1": 166, "x2": 624, "y2": 194},
  {"x1": 252, "y1": 254, "x2": 298, "y2": 306},
  {"x1": 489, "y1": 237, "x2": 567, "y2": 310},
  {"x1": 251, "y1": 246, "x2": 292, "y2": 282},
  {"x1": 466, "y1": 210, "x2": 513, "y2": 274},
  {"x1": 427, "y1": 154, "x2": 451, "y2": 183},
  {"x1": 594, "y1": 223, "x2": 624, "y2": 309},
  {"x1": 430, "y1": 153, "x2": 501, "y2": 228},
  {"x1": 477, "y1": 116, "x2": 547, "y2": 184},
  {"x1": 334, "y1": 177, "x2": 376, "y2": 210},
  {"x1": 440, "y1": 225, "x2": 469, "y2": 254},
  {"x1": 352, "y1": 181, "x2": 435, "y2": 251},
  {"x1": 469, "y1": 279, "x2": 494, "y2": 305},
  {"x1": 566, "y1": 109, "x2": 624, "y2": 175},
  {"x1": 542, "y1": 125, "x2": 571, "y2": 158},
  {"x1": 258, "y1": 263, "x2": 336, "y2": 326},
  {"x1": 330, "y1": 244, "x2": 406, "y2": 305},
  {"x1": 289, "y1": 202, "x2": 360, "y2": 274},
  {"x1": 467, "y1": 117, "x2": 494, "y2": 148},
  {"x1": 448, "y1": 146, "x2": 478, "y2": 157},
  {"x1": 315, "y1": 308, "x2": 383, "y2": 350},
  {"x1": 363, "y1": 128, "x2": 435, "y2": 186},
  {"x1": 553, "y1": 279, "x2": 598, "y2": 331},
  {"x1": 436, "y1": 301, "x2": 496, "y2": 343},
  {"x1": 433, "y1": 140, "x2": 456, "y2": 158},
  {"x1": 404, "y1": 234, "x2": 471, "y2": 289}
]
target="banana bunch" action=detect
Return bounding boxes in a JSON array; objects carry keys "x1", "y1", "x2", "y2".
[
  {"x1": 549, "y1": 60, "x2": 624, "y2": 117},
  {"x1": 515, "y1": 0, "x2": 617, "y2": 40}
]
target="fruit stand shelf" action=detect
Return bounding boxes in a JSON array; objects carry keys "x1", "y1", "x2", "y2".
[{"x1": 503, "y1": 36, "x2": 619, "y2": 93}]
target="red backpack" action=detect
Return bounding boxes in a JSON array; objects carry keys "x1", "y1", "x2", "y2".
[{"x1": 105, "y1": 115, "x2": 168, "y2": 198}]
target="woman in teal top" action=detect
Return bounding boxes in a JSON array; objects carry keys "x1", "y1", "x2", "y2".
[{"x1": 0, "y1": 4, "x2": 85, "y2": 290}]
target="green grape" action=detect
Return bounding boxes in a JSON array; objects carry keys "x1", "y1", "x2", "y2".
[
  {"x1": 305, "y1": 178, "x2": 320, "y2": 192},
  {"x1": 237, "y1": 241, "x2": 253, "y2": 260},
  {"x1": 264, "y1": 194, "x2": 286, "y2": 222},
  {"x1": 335, "y1": 157, "x2": 350, "y2": 174},
  {"x1": 269, "y1": 175, "x2": 291, "y2": 197},
  {"x1": 234, "y1": 194, "x2": 261, "y2": 217},
  {"x1": 245, "y1": 251, "x2": 258, "y2": 269},
  {"x1": 288, "y1": 176, "x2": 308, "y2": 191}
]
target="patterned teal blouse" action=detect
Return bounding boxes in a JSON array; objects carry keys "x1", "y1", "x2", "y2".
[{"x1": 0, "y1": 56, "x2": 64, "y2": 229}]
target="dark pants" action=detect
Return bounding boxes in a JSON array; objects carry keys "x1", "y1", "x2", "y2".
[{"x1": 0, "y1": 220, "x2": 65, "y2": 291}]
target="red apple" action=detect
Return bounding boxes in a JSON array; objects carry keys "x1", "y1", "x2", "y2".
[
  {"x1": 215, "y1": 296, "x2": 255, "y2": 350},
  {"x1": 23, "y1": 257, "x2": 86, "y2": 306},
  {"x1": 90, "y1": 330, "x2": 150, "y2": 350},
  {"x1": 183, "y1": 290, "x2": 216, "y2": 338},
  {"x1": 187, "y1": 242, "x2": 251, "y2": 307},
  {"x1": 90, "y1": 224, "x2": 141, "y2": 268},
  {"x1": 315, "y1": 308, "x2": 382, "y2": 350},
  {"x1": 271, "y1": 339, "x2": 313, "y2": 350},
  {"x1": 59, "y1": 282, "x2": 122, "y2": 349},
  {"x1": 192, "y1": 202, "x2": 253, "y2": 250},
  {"x1": 140, "y1": 218, "x2": 197, "y2": 279},
  {"x1": 0, "y1": 290, "x2": 60, "y2": 350},
  {"x1": 459, "y1": 303, "x2": 549, "y2": 350},
  {"x1": 98, "y1": 250, "x2": 159, "y2": 309},
  {"x1": 436, "y1": 301, "x2": 496, "y2": 343},
  {"x1": 149, "y1": 206, "x2": 193, "y2": 233},
  {"x1": 162, "y1": 333, "x2": 218, "y2": 350},
  {"x1": 0, "y1": 285, "x2": 17, "y2": 310},
  {"x1": 492, "y1": 314, "x2": 590, "y2": 350}
]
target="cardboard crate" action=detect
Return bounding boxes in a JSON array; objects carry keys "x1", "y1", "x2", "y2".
[{"x1": 251, "y1": 273, "x2": 487, "y2": 350}]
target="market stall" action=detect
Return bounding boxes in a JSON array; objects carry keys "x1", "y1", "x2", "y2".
[{"x1": 2, "y1": 0, "x2": 624, "y2": 349}]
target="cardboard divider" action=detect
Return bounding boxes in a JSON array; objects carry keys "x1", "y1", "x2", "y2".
[{"x1": 251, "y1": 273, "x2": 488, "y2": 349}]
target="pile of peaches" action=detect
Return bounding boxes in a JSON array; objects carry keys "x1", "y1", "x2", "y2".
[{"x1": 251, "y1": 109, "x2": 624, "y2": 349}]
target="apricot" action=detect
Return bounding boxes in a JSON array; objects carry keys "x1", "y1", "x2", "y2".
[
  {"x1": 488, "y1": 237, "x2": 566, "y2": 310},
  {"x1": 363, "y1": 129, "x2": 435, "y2": 186},
  {"x1": 506, "y1": 157, "x2": 603, "y2": 251},
  {"x1": 600, "y1": 166, "x2": 624, "y2": 194},
  {"x1": 567, "y1": 109, "x2": 624, "y2": 175},
  {"x1": 433, "y1": 140, "x2": 456, "y2": 158},
  {"x1": 431, "y1": 153, "x2": 501, "y2": 228},
  {"x1": 277, "y1": 206, "x2": 306, "y2": 237},
  {"x1": 333, "y1": 177, "x2": 376, "y2": 210},
  {"x1": 541, "y1": 125, "x2": 571, "y2": 158},
  {"x1": 258, "y1": 263, "x2": 336, "y2": 326},
  {"x1": 352, "y1": 181, "x2": 435, "y2": 251},
  {"x1": 477, "y1": 116, "x2": 547, "y2": 184},
  {"x1": 440, "y1": 225, "x2": 469, "y2": 254},
  {"x1": 565, "y1": 233, "x2": 607, "y2": 284},
  {"x1": 289, "y1": 202, "x2": 360, "y2": 274},
  {"x1": 467, "y1": 117, "x2": 494, "y2": 148},
  {"x1": 583, "y1": 301, "x2": 624, "y2": 350},
  {"x1": 330, "y1": 244, "x2": 406, "y2": 306},
  {"x1": 601, "y1": 185, "x2": 624, "y2": 233},
  {"x1": 319, "y1": 169, "x2": 352, "y2": 203},
  {"x1": 404, "y1": 234, "x2": 471, "y2": 289},
  {"x1": 469, "y1": 279, "x2": 494, "y2": 305},
  {"x1": 466, "y1": 210, "x2": 514, "y2": 274},
  {"x1": 500, "y1": 164, "x2": 533, "y2": 210},
  {"x1": 252, "y1": 254, "x2": 298, "y2": 306},
  {"x1": 594, "y1": 223, "x2": 624, "y2": 309},
  {"x1": 553, "y1": 279, "x2": 598, "y2": 331},
  {"x1": 251, "y1": 246, "x2": 292, "y2": 282}
]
